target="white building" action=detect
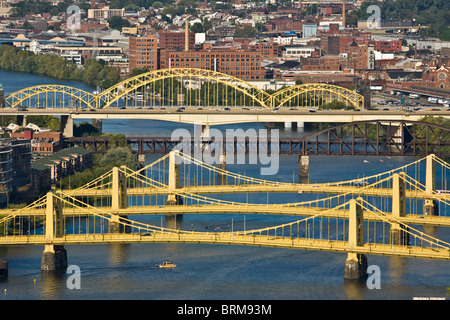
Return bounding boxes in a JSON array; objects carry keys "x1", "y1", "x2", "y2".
[{"x1": 283, "y1": 46, "x2": 315, "y2": 58}]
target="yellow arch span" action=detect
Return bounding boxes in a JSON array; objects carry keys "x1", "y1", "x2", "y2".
[
  {"x1": 5, "y1": 85, "x2": 97, "y2": 109},
  {"x1": 97, "y1": 68, "x2": 272, "y2": 108},
  {"x1": 270, "y1": 83, "x2": 364, "y2": 109},
  {"x1": 5, "y1": 69, "x2": 365, "y2": 109}
]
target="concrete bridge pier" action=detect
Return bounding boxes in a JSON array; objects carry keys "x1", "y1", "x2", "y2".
[
  {"x1": 344, "y1": 253, "x2": 368, "y2": 280},
  {"x1": 392, "y1": 125, "x2": 404, "y2": 153},
  {"x1": 165, "y1": 213, "x2": 183, "y2": 230},
  {"x1": 344, "y1": 198, "x2": 368, "y2": 280},
  {"x1": 60, "y1": 115, "x2": 74, "y2": 138},
  {"x1": 41, "y1": 245, "x2": 67, "y2": 271},
  {"x1": 138, "y1": 154, "x2": 146, "y2": 165},
  {"x1": 108, "y1": 215, "x2": 131, "y2": 234},
  {"x1": 17, "y1": 114, "x2": 26, "y2": 127},
  {"x1": 0, "y1": 259, "x2": 8, "y2": 278},
  {"x1": 166, "y1": 151, "x2": 183, "y2": 223},
  {"x1": 92, "y1": 119, "x2": 102, "y2": 133},
  {"x1": 217, "y1": 152, "x2": 226, "y2": 185},
  {"x1": 298, "y1": 155, "x2": 309, "y2": 183},
  {"x1": 41, "y1": 191, "x2": 67, "y2": 271},
  {"x1": 0, "y1": 87, "x2": 4, "y2": 109},
  {"x1": 284, "y1": 122, "x2": 292, "y2": 129},
  {"x1": 423, "y1": 154, "x2": 438, "y2": 216},
  {"x1": 109, "y1": 166, "x2": 131, "y2": 233},
  {"x1": 389, "y1": 173, "x2": 410, "y2": 245}
]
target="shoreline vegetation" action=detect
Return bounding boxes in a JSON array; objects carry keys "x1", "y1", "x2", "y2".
[{"x1": 0, "y1": 44, "x2": 121, "y2": 90}]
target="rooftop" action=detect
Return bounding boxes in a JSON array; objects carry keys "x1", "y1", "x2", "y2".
[{"x1": 31, "y1": 147, "x2": 91, "y2": 172}]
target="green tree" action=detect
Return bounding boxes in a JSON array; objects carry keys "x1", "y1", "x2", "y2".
[
  {"x1": 26, "y1": 115, "x2": 61, "y2": 131},
  {"x1": 129, "y1": 67, "x2": 150, "y2": 77},
  {"x1": 98, "y1": 66, "x2": 120, "y2": 89},
  {"x1": 255, "y1": 22, "x2": 267, "y2": 33},
  {"x1": 234, "y1": 25, "x2": 257, "y2": 38},
  {"x1": 73, "y1": 122, "x2": 100, "y2": 137},
  {"x1": 99, "y1": 147, "x2": 139, "y2": 169},
  {"x1": 106, "y1": 133, "x2": 129, "y2": 149},
  {"x1": 152, "y1": 1, "x2": 164, "y2": 8},
  {"x1": 417, "y1": 116, "x2": 450, "y2": 158},
  {"x1": 190, "y1": 22, "x2": 204, "y2": 33},
  {"x1": 108, "y1": 16, "x2": 131, "y2": 32},
  {"x1": 81, "y1": 59, "x2": 103, "y2": 86}
]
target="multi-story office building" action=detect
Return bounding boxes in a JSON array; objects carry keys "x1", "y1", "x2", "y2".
[
  {"x1": 128, "y1": 34, "x2": 158, "y2": 72},
  {"x1": 345, "y1": 40, "x2": 375, "y2": 71},
  {"x1": 160, "y1": 43, "x2": 265, "y2": 80},
  {"x1": 158, "y1": 30, "x2": 195, "y2": 51}
]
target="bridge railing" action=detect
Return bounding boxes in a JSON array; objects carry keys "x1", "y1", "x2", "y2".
[{"x1": 2, "y1": 192, "x2": 450, "y2": 261}]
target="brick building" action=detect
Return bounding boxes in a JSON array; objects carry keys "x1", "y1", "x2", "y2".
[
  {"x1": 158, "y1": 30, "x2": 195, "y2": 50},
  {"x1": 10, "y1": 131, "x2": 63, "y2": 155},
  {"x1": 345, "y1": 40, "x2": 375, "y2": 71},
  {"x1": 421, "y1": 58, "x2": 450, "y2": 90},
  {"x1": 371, "y1": 39, "x2": 403, "y2": 53},
  {"x1": 160, "y1": 43, "x2": 265, "y2": 80},
  {"x1": 267, "y1": 18, "x2": 303, "y2": 32},
  {"x1": 300, "y1": 56, "x2": 346, "y2": 72},
  {"x1": 31, "y1": 147, "x2": 93, "y2": 192},
  {"x1": 243, "y1": 41, "x2": 280, "y2": 60},
  {"x1": 319, "y1": 23, "x2": 371, "y2": 55},
  {"x1": 128, "y1": 34, "x2": 158, "y2": 72}
]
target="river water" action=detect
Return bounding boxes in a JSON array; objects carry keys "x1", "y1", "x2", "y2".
[{"x1": 0, "y1": 70, "x2": 449, "y2": 301}]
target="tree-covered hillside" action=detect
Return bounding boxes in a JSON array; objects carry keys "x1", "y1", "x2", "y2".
[{"x1": 346, "y1": 0, "x2": 450, "y2": 40}]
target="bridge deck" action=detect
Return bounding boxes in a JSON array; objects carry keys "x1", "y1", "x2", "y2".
[
  {"x1": 3, "y1": 205, "x2": 450, "y2": 227},
  {"x1": 64, "y1": 185, "x2": 449, "y2": 201},
  {"x1": 1, "y1": 233, "x2": 449, "y2": 261}
]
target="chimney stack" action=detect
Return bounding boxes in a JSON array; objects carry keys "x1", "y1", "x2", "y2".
[
  {"x1": 342, "y1": 0, "x2": 346, "y2": 28},
  {"x1": 185, "y1": 20, "x2": 189, "y2": 51}
]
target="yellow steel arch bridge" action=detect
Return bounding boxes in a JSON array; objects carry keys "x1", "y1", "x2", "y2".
[
  {"x1": 4, "y1": 68, "x2": 364, "y2": 110},
  {"x1": 1, "y1": 151, "x2": 450, "y2": 277}
]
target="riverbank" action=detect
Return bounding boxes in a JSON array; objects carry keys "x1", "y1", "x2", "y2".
[{"x1": 0, "y1": 45, "x2": 120, "y2": 89}]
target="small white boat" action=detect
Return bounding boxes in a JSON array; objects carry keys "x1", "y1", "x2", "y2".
[{"x1": 156, "y1": 261, "x2": 176, "y2": 268}]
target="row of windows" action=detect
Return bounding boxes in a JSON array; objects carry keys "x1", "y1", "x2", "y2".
[
  {"x1": 170, "y1": 54, "x2": 260, "y2": 59},
  {"x1": 167, "y1": 57, "x2": 260, "y2": 62},
  {"x1": 32, "y1": 146, "x2": 53, "y2": 152},
  {"x1": 135, "y1": 38, "x2": 156, "y2": 42},
  {"x1": 169, "y1": 62, "x2": 260, "y2": 70},
  {"x1": 135, "y1": 51, "x2": 157, "y2": 55},
  {"x1": 286, "y1": 50, "x2": 313, "y2": 55},
  {"x1": 135, "y1": 61, "x2": 156, "y2": 66},
  {"x1": 135, "y1": 57, "x2": 155, "y2": 60}
]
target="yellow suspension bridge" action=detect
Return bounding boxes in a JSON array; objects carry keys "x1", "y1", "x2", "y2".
[{"x1": 1, "y1": 151, "x2": 450, "y2": 278}]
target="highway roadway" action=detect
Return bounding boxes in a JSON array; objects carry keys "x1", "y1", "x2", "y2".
[{"x1": 1, "y1": 106, "x2": 449, "y2": 125}]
